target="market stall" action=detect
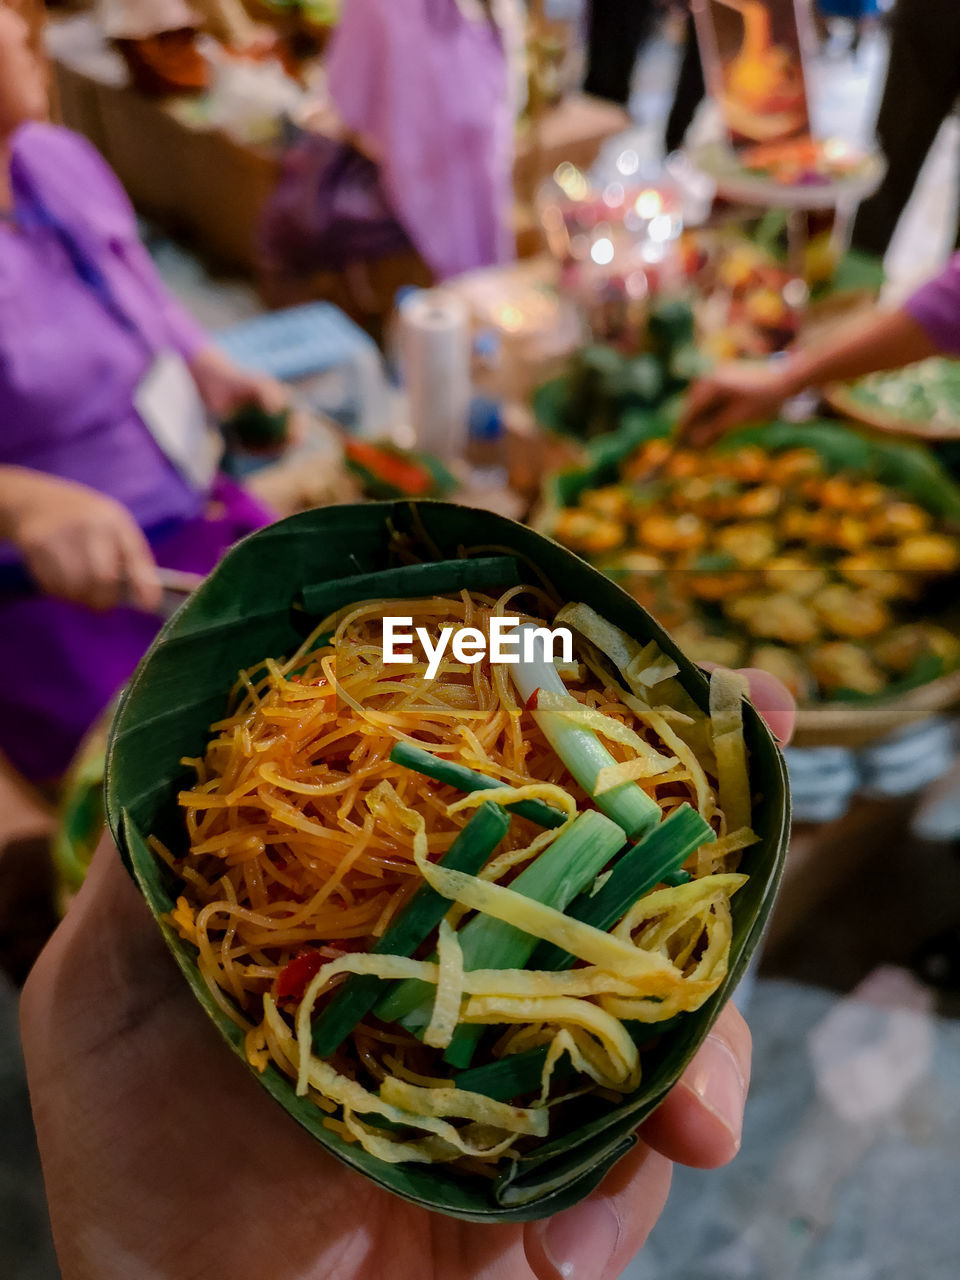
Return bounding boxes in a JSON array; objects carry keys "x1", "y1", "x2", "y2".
[
  {"x1": 10, "y1": 5, "x2": 960, "y2": 1273},
  {"x1": 47, "y1": 8, "x2": 628, "y2": 307}
]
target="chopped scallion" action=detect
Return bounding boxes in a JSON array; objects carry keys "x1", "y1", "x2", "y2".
[
  {"x1": 509, "y1": 624, "x2": 661, "y2": 840},
  {"x1": 529, "y1": 804, "x2": 713, "y2": 971},
  {"x1": 389, "y1": 742, "x2": 567, "y2": 829},
  {"x1": 311, "y1": 803, "x2": 509, "y2": 1056},
  {"x1": 376, "y1": 810, "x2": 625, "y2": 1050}
]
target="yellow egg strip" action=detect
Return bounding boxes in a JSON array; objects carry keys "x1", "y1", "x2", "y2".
[
  {"x1": 379, "y1": 1078, "x2": 549, "y2": 1137},
  {"x1": 424, "y1": 920, "x2": 464, "y2": 1050},
  {"x1": 594, "y1": 753, "x2": 681, "y2": 794},
  {"x1": 274, "y1": 996, "x2": 538, "y2": 1158},
  {"x1": 533, "y1": 690, "x2": 675, "y2": 767},
  {"x1": 623, "y1": 694, "x2": 715, "y2": 818},
  {"x1": 613, "y1": 872, "x2": 748, "y2": 940},
  {"x1": 709, "y1": 668, "x2": 753, "y2": 831},
  {"x1": 462, "y1": 995, "x2": 640, "y2": 1087},
  {"x1": 445, "y1": 782, "x2": 576, "y2": 883}
]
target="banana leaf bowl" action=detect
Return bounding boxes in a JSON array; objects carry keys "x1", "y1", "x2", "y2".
[{"x1": 104, "y1": 500, "x2": 790, "y2": 1223}]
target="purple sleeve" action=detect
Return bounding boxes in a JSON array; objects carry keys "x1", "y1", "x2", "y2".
[
  {"x1": 903, "y1": 253, "x2": 960, "y2": 356},
  {"x1": 10, "y1": 123, "x2": 208, "y2": 360},
  {"x1": 111, "y1": 238, "x2": 209, "y2": 361}
]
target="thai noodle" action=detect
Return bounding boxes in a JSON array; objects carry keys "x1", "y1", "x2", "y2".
[{"x1": 160, "y1": 585, "x2": 755, "y2": 1168}]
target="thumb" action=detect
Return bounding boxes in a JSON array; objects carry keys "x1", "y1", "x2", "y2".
[
  {"x1": 117, "y1": 520, "x2": 162, "y2": 613},
  {"x1": 524, "y1": 1143, "x2": 672, "y2": 1280},
  {"x1": 638, "y1": 1002, "x2": 752, "y2": 1169}
]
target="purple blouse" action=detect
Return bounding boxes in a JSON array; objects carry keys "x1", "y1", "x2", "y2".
[
  {"x1": 904, "y1": 252, "x2": 960, "y2": 356},
  {"x1": 326, "y1": 0, "x2": 513, "y2": 281},
  {"x1": 0, "y1": 125, "x2": 275, "y2": 783},
  {"x1": 0, "y1": 123, "x2": 210, "y2": 531}
]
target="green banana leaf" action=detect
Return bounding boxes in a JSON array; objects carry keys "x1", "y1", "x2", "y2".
[
  {"x1": 817, "y1": 249, "x2": 885, "y2": 299},
  {"x1": 546, "y1": 409, "x2": 672, "y2": 509},
  {"x1": 531, "y1": 313, "x2": 697, "y2": 446},
  {"x1": 104, "y1": 501, "x2": 790, "y2": 1223},
  {"x1": 53, "y1": 718, "x2": 110, "y2": 901}
]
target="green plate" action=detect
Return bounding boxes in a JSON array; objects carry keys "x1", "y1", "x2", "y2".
[{"x1": 104, "y1": 501, "x2": 790, "y2": 1223}]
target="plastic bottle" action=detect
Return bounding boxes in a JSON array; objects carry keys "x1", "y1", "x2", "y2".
[{"x1": 466, "y1": 396, "x2": 507, "y2": 488}]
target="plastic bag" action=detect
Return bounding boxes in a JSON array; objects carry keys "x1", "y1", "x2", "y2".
[{"x1": 259, "y1": 132, "x2": 412, "y2": 274}]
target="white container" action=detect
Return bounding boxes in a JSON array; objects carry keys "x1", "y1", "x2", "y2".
[{"x1": 399, "y1": 289, "x2": 471, "y2": 462}]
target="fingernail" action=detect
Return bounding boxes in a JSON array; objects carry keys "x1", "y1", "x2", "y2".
[
  {"x1": 684, "y1": 1033, "x2": 747, "y2": 1148},
  {"x1": 542, "y1": 1196, "x2": 620, "y2": 1280}
]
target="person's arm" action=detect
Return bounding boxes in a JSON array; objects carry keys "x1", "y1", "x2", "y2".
[
  {"x1": 50, "y1": 132, "x2": 288, "y2": 418},
  {"x1": 680, "y1": 306, "x2": 941, "y2": 445},
  {"x1": 0, "y1": 466, "x2": 161, "y2": 611},
  {"x1": 110, "y1": 237, "x2": 292, "y2": 424}
]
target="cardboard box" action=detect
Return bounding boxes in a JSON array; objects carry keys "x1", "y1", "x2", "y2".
[{"x1": 49, "y1": 16, "x2": 282, "y2": 273}]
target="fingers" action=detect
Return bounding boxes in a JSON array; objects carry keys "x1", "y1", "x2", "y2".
[
  {"x1": 524, "y1": 1142, "x2": 673, "y2": 1280},
  {"x1": 527, "y1": 1010, "x2": 749, "y2": 1278},
  {"x1": 735, "y1": 667, "x2": 797, "y2": 747},
  {"x1": 27, "y1": 534, "x2": 119, "y2": 610},
  {"x1": 679, "y1": 364, "x2": 792, "y2": 446},
  {"x1": 83, "y1": 527, "x2": 126, "y2": 610},
  {"x1": 25, "y1": 539, "x2": 84, "y2": 603},
  {"x1": 115, "y1": 520, "x2": 162, "y2": 613},
  {"x1": 677, "y1": 380, "x2": 728, "y2": 441},
  {"x1": 283, "y1": 408, "x2": 309, "y2": 449},
  {"x1": 20, "y1": 497, "x2": 160, "y2": 612},
  {"x1": 637, "y1": 1002, "x2": 751, "y2": 1169},
  {"x1": 255, "y1": 377, "x2": 290, "y2": 416},
  {"x1": 506, "y1": 848, "x2": 758, "y2": 1275},
  {"x1": 699, "y1": 663, "x2": 796, "y2": 749},
  {"x1": 685, "y1": 399, "x2": 749, "y2": 448}
]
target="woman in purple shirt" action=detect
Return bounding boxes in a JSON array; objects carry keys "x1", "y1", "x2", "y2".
[
  {"x1": 0, "y1": 6, "x2": 284, "y2": 782},
  {"x1": 681, "y1": 257, "x2": 960, "y2": 443}
]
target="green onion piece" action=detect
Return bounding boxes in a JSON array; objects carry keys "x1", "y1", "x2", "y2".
[
  {"x1": 376, "y1": 810, "x2": 626, "y2": 1037},
  {"x1": 663, "y1": 869, "x2": 691, "y2": 887},
  {"x1": 310, "y1": 803, "x2": 510, "y2": 1057},
  {"x1": 389, "y1": 742, "x2": 567, "y2": 830},
  {"x1": 300, "y1": 556, "x2": 523, "y2": 617},
  {"x1": 509, "y1": 624, "x2": 661, "y2": 841},
  {"x1": 454, "y1": 1045, "x2": 554, "y2": 1101},
  {"x1": 453, "y1": 1016, "x2": 685, "y2": 1100},
  {"x1": 529, "y1": 804, "x2": 713, "y2": 972}
]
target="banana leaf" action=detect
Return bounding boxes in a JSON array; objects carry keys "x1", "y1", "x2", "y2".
[
  {"x1": 546, "y1": 409, "x2": 671, "y2": 509},
  {"x1": 104, "y1": 501, "x2": 790, "y2": 1223}
]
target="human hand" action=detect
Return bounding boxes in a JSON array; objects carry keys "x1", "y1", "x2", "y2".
[
  {"x1": 0, "y1": 467, "x2": 161, "y2": 612},
  {"x1": 704, "y1": 664, "x2": 796, "y2": 750},
  {"x1": 20, "y1": 837, "x2": 751, "y2": 1280},
  {"x1": 188, "y1": 345, "x2": 290, "y2": 424},
  {"x1": 678, "y1": 360, "x2": 801, "y2": 447}
]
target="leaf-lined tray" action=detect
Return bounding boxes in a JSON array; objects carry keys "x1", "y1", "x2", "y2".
[
  {"x1": 104, "y1": 501, "x2": 790, "y2": 1223},
  {"x1": 536, "y1": 421, "x2": 960, "y2": 745},
  {"x1": 825, "y1": 358, "x2": 960, "y2": 441}
]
